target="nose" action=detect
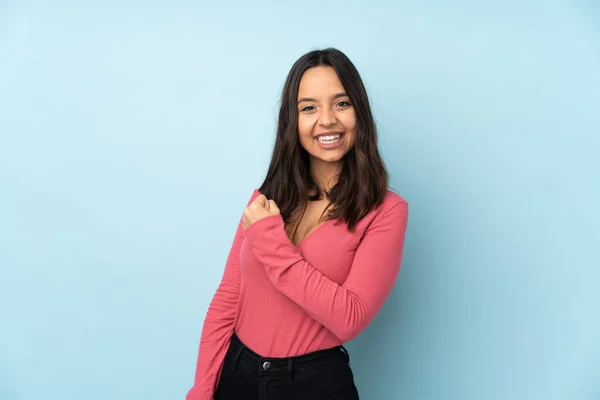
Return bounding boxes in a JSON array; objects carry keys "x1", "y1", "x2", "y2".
[{"x1": 318, "y1": 107, "x2": 336, "y2": 127}]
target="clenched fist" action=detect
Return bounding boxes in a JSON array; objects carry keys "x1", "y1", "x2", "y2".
[{"x1": 243, "y1": 194, "x2": 281, "y2": 230}]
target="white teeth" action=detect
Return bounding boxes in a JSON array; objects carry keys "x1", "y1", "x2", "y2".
[{"x1": 316, "y1": 134, "x2": 342, "y2": 143}]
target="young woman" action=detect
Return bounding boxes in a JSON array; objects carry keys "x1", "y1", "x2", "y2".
[{"x1": 186, "y1": 48, "x2": 409, "y2": 400}]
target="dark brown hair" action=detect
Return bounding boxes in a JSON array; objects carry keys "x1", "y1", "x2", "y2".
[{"x1": 258, "y1": 47, "x2": 389, "y2": 233}]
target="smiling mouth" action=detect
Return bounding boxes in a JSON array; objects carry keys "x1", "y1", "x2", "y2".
[{"x1": 315, "y1": 132, "x2": 344, "y2": 143}]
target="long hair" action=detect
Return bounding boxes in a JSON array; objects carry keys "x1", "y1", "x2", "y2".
[{"x1": 258, "y1": 48, "x2": 389, "y2": 233}]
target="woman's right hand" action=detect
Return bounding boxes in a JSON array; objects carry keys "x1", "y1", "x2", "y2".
[{"x1": 242, "y1": 195, "x2": 280, "y2": 230}]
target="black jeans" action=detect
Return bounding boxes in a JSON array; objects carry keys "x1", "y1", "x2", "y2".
[{"x1": 215, "y1": 332, "x2": 360, "y2": 400}]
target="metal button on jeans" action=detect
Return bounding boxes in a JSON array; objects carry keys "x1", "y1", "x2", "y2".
[{"x1": 262, "y1": 361, "x2": 271, "y2": 370}]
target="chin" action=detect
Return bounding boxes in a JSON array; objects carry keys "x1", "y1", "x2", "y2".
[{"x1": 311, "y1": 151, "x2": 347, "y2": 164}]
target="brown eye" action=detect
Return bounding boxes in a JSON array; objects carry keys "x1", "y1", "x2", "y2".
[
  {"x1": 301, "y1": 106, "x2": 315, "y2": 112},
  {"x1": 337, "y1": 101, "x2": 351, "y2": 107}
]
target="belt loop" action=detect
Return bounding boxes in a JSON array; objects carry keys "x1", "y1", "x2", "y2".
[
  {"x1": 287, "y1": 358, "x2": 294, "y2": 381},
  {"x1": 232, "y1": 342, "x2": 245, "y2": 372},
  {"x1": 340, "y1": 345, "x2": 350, "y2": 364}
]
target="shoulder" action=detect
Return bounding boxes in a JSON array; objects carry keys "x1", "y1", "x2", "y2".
[
  {"x1": 368, "y1": 189, "x2": 408, "y2": 223},
  {"x1": 359, "y1": 190, "x2": 408, "y2": 233},
  {"x1": 378, "y1": 189, "x2": 408, "y2": 215},
  {"x1": 383, "y1": 189, "x2": 407, "y2": 207}
]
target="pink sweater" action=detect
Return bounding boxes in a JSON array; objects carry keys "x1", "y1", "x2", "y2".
[{"x1": 186, "y1": 188, "x2": 408, "y2": 400}]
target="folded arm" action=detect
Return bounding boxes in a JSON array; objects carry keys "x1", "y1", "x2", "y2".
[{"x1": 244, "y1": 200, "x2": 408, "y2": 342}]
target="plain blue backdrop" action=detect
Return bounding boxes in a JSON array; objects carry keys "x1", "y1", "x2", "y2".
[{"x1": 1, "y1": 1, "x2": 599, "y2": 399}]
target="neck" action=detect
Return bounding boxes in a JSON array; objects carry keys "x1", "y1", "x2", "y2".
[{"x1": 309, "y1": 157, "x2": 343, "y2": 194}]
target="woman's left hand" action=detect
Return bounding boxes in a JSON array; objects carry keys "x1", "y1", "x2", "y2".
[{"x1": 243, "y1": 195, "x2": 281, "y2": 230}]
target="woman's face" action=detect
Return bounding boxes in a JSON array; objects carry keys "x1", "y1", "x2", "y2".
[{"x1": 296, "y1": 66, "x2": 356, "y2": 164}]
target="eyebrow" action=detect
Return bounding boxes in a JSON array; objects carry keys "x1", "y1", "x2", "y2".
[{"x1": 297, "y1": 92, "x2": 349, "y2": 104}]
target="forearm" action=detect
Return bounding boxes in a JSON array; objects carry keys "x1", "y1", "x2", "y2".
[
  {"x1": 244, "y1": 201, "x2": 408, "y2": 342},
  {"x1": 187, "y1": 207, "x2": 253, "y2": 399}
]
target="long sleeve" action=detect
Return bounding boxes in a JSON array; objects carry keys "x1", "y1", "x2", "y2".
[
  {"x1": 243, "y1": 200, "x2": 408, "y2": 342},
  {"x1": 186, "y1": 191, "x2": 259, "y2": 400}
]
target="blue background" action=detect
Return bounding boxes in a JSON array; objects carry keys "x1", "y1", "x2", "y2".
[{"x1": 1, "y1": 1, "x2": 599, "y2": 399}]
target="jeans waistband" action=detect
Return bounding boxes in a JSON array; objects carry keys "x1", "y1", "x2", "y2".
[{"x1": 229, "y1": 331, "x2": 349, "y2": 377}]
